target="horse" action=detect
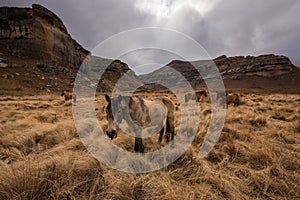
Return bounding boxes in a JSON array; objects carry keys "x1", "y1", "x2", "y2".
[
  {"x1": 61, "y1": 90, "x2": 76, "y2": 103},
  {"x1": 184, "y1": 90, "x2": 207, "y2": 103},
  {"x1": 105, "y1": 94, "x2": 175, "y2": 153},
  {"x1": 226, "y1": 92, "x2": 240, "y2": 107}
]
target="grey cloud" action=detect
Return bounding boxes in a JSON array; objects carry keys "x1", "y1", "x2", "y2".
[
  {"x1": 199, "y1": 0, "x2": 300, "y2": 64},
  {"x1": 1, "y1": 0, "x2": 299, "y2": 68}
]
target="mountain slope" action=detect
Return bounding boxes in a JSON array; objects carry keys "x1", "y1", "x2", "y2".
[
  {"x1": 141, "y1": 54, "x2": 300, "y2": 93},
  {"x1": 0, "y1": 4, "x2": 140, "y2": 95},
  {"x1": 0, "y1": 4, "x2": 299, "y2": 95}
]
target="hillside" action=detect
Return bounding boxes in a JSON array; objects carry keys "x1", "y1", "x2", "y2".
[
  {"x1": 141, "y1": 54, "x2": 300, "y2": 93},
  {"x1": 0, "y1": 4, "x2": 299, "y2": 95},
  {"x1": 0, "y1": 4, "x2": 300, "y2": 95},
  {"x1": 0, "y1": 4, "x2": 138, "y2": 95}
]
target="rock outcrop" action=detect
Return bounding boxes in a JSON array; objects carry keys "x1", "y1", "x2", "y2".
[
  {"x1": 214, "y1": 54, "x2": 295, "y2": 78},
  {"x1": 0, "y1": 4, "x2": 88, "y2": 68},
  {"x1": 141, "y1": 54, "x2": 300, "y2": 93},
  {"x1": 0, "y1": 4, "x2": 140, "y2": 94}
]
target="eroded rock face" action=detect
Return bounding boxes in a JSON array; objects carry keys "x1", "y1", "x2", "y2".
[
  {"x1": 0, "y1": 4, "x2": 140, "y2": 94},
  {"x1": 214, "y1": 54, "x2": 295, "y2": 77},
  {"x1": 0, "y1": 4, "x2": 88, "y2": 68},
  {"x1": 140, "y1": 54, "x2": 299, "y2": 92}
]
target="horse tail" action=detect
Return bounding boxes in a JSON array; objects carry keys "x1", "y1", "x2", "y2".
[
  {"x1": 160, "y1": 97, "x2": 175, "y2": 141},
  {"x1": 158, "y1": 112, "x2": 167, "y2": 143}
]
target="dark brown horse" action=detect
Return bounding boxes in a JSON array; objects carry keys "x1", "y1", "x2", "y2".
[
  {"x1": 105, "y1": 94, "x2": 175, "y2": 153},
  {"x1": 61, "y1": 90, "x2": 76, "y2": 103},
  {"x1": 226, "y1": 92, "x2": 240, "y2": 107}
]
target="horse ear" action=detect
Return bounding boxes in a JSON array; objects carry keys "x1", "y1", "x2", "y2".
[{"x1": 105, "y1": 94, "x2": 111, "y2": 102}]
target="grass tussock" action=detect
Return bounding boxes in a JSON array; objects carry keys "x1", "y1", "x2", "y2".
[
  {"x1": 0, "y1": 93, "x2": 299, "y2": 199},
  {"x1": 250, "y1": 116, "x2": 267, "y2": 127},
  {"x1": 0, "y1": 154, "x2": 106, "y2": 200},
  {"x1": 296, "y1": 121, "x2": 300, "y2": 133}
]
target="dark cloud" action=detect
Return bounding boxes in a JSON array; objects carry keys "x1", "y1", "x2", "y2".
[{"x1": 1, "y1": 0, "x2": 299, "y2": 68}]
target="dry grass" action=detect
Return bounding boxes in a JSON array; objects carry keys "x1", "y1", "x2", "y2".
[{"x1": 0, "y1": 93, "x2": 299, "y2": 199}]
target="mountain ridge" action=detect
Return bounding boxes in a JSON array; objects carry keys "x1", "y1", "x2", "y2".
[
  {"x1": 0, "y1": 4, "x2": 299, "y2": 95},
  {"x1": 140, "y1": 54, "x2": 299, "y2": 93},
  {"x1": 0, "y1": 4, "x2": 136, "y2": 95}
]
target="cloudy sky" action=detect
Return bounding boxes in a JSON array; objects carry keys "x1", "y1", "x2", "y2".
[{"x1": 1, "y1": 0, "x2": 300, "y2": 73}]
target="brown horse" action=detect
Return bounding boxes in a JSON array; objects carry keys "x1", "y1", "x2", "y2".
[
  {"x1": 105, "y1": 94, "x2": 175, "y2": 153},
  {"x1": 185, "y1": 90, "x2": 207, "y2": 103},
  {"x1": 226, "y1": 92, "x2": 240, "y2": 107},
  {"x1": 61, "y1": 90, "x2": 76, "y2": 103}
]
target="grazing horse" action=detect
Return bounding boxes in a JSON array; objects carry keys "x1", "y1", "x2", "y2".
[
  {"x1": 105, "y1": 94, "x2": 175, "y2": 153},
  {"x1": 226, "y1": 92, "x2": 240, "y2": 107},
  {"x1": 185, "y1": 90, "x2": 207, "y2": 103},
  {"x1": 61, "y1": 90, "x2": 76, "y2": 103}
]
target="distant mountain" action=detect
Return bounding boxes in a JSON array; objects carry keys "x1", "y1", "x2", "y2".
[{"x1": 140, "y1": 54, "x2": 300, "y2": 93}]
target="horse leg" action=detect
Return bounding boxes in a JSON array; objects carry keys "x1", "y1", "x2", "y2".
[
  {"x1": 158, "y1": 123, "x2": 165, "y2": 143},
  {"x1": 134, "y1": 137, "x2": 144, "y2": 153},
  {"x1": 234, "y1": 98, "x2": 239, "y2": 106},
  {"x1": 170, "y1": 120, "x2": 174, "y2": 141},
  {"x1": 134, "y1": 127, "x2": 144, "y2": 153},
  {"x1": 167, "y1": 116, "x2": 175, "y2": 147},
  {"x1": 165, "y1": 120, "x2": 171, "y2": 143},
  {"x1": 158, "y1": 129, "x2": 163, "y2": 143}
]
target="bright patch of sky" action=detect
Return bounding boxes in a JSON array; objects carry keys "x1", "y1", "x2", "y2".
[{"x1": 135, "y1": 0, "x2": 220, "y2": 19}]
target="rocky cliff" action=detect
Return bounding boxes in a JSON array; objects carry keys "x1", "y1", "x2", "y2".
[
  {"x1": 0, "y1": 4, "x2": 138, "y2": 95},
  {"x1": 0, "y1": 4, "x2": 88, "y2": 68},
  {"x1": 215, "y1": 54, "x2": 295, "y2": 78}
]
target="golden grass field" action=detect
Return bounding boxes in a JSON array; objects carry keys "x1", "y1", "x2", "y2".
[{"x1": 0, "y1": 93, "x2": 299, "y2": 199}]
